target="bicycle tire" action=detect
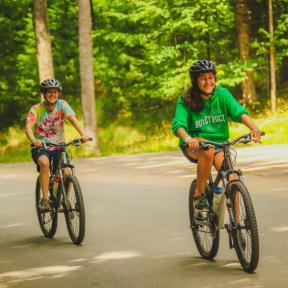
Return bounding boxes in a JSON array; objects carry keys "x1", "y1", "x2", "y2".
[
  {"x1": 228, "y1": 181, "x2": 259, "y2": 272},
  {"x1": 63, "y1": 175, "x2": 85, "y2": 245},
  {"x1": 35, "y1": 177, "x2": 58, "y2": 238},
  {"x1": 189, "y1": 179, "x2": 219, "y2": 260}
]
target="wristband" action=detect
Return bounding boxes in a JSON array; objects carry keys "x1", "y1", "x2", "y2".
[{"x1": 184, "y1": 136, "x2": 193, "y2": 143}]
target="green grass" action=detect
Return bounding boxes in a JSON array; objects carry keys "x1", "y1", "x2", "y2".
[{"x1": 1, "y1": 105, "x2": 288, "y2": 163}]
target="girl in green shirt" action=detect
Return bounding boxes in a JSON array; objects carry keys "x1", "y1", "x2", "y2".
[{"x1": 172, "y1": 60, "x2": 261, "y2": 210}]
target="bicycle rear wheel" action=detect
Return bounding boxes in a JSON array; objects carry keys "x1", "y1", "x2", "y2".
[
  {"x1": 229, "y1": 181, "x2": 259, "y2": 272},
  {"x1": 35, "y1": 177, "x2": 58, "y2": 238},
  {"x1": 63, "y1": 175, "x2": 85, "y2": 245},
  {"x1": 189, "y1": 179, "x2": 219, "y2": 260}
]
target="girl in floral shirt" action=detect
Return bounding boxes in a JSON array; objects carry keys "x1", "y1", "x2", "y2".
[{"x1": 26, "y1": 78, "x2": 90, "y2": 209}]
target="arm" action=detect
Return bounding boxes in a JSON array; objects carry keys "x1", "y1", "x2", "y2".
[
  {"x1": 172, "y1": 96, "x2": 199, "y2": 149},
  {"x1": 67, "y1": 115, "x2": 90, "y2": 142},
  {"x1": 176, "y1": 127, "x2": 199, "y2": 150},
  {"x1": 240, "y1": 114, "x2": 261, "y2": 142},
  {"x1": 25, "y1": 107, "x2": 42, "y2": 148},
  {"x1": 25, "y1": 122, "x2": 42, "y2": 148}
]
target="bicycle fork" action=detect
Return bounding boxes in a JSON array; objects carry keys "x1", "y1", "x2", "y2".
[
  {"x1": 225, "y1": 193, "x2": 240, "y2": 250},
  {"x1": 58, "y1": 169, "x2": 69, "y2": 212}
]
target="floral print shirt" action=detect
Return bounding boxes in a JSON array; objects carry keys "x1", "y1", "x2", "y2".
[{"x1": 26, "y1": 100, "x2": 75, "y2": 145}]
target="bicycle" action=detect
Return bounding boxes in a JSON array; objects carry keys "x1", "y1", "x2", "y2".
[
  {"x1": 188, "y1": 132, "x2": 264, "y2": 272},
  {"x1": 34, "y1": 138, "x2": 91, "y2": 245}
]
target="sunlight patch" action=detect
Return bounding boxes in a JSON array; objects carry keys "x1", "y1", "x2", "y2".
[
  {"x1": 220, "y1": 262, "x2": 241, "y2": 268},
  {"x1": 228, "y1": 278, "x2": 251, "y2": 284},
  {"x1": 92, "y1": 251, "x2": 142, "y2": 263},
  {"x1": 272, "y1": 226, "x2": 288, "y2": 232},
  {"x1": 0, "y1": 223, "x2": 25, "y2": 229},
  {"x1": 69, "y1": 258, "x2": 88, "y2": 263},
  {"x1": 0, "y1": 265, "x2": 81, "y2": 284}
]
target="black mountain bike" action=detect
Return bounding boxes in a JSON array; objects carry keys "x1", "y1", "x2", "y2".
[
  {"x1": 188, "y1": 132, "x2": 264, "y2": 272},
  {"x1": 35, "y1": 138, "x2": 90, "y2": 245}
]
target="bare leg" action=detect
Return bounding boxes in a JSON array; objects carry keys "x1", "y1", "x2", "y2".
[
  {"x1": 213, "y1": 151, "x2": 224, "y2": 172},
  {"x1": 187, "y1": 148, "x2": 215, "y2": 195},
  {"x1": 64, "y1": 168, "x2": 72, "y2": 193},
  {"x1": 37, "y1": 155, "x2": 50, "y2": 200}
]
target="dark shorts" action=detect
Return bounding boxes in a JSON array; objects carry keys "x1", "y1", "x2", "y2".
[
  {"x1": 31, "y1": 148, "x2": 61, "y2": 173},
  {"x1": 180, "y1": 144, "x2": 224, "y2": 164}
]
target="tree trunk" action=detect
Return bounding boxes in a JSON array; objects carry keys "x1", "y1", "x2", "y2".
[
  {"x1": 268, "y1": 0, "x2": 276, "y2": 113},
  {"x1": 78, "y1": 0, "x2": 100, "y2": 153},
  {"x1": 235, "y1": 0, "x2": 257, "y2": 104},
  {"x1": 33, "y1": 0, "x2": 54, "y2": 82}
]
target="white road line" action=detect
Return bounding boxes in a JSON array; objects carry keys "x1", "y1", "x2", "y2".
[
  {"x1": 166, "y1": 170, "x2": 188, "y2": 174},
  {"x1": 0, "y1": 174, "x2": 16, "y2": 179},
  {"x1": 138, "y1": 160, "x2": 188, "y2": 169},
  {"x1": 242, "y1": 163, "x2": 288, "y2": 172},
  {"x1": 179, "y1": 174, "x2": 197, "y2": 178},
  {"x1": 239, "y1": 160, "x2": 288, "y2": 166}
]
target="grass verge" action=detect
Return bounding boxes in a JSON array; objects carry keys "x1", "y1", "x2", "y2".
[{"x1": 0, "y1": 108, "x2": 287, "y2": 163}]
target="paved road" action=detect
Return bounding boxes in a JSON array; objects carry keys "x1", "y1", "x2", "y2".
[{"x1": 0, "y1": 144, "x2": 287, "y2": 288}]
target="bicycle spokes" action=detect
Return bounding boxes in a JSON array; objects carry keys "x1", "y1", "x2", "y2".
[
  {"x1": 189, "y1": 180, "x2": 220, "y2": 260},
  {"x1": 230, "y1": 181, "x2": 259, "y2": 272},
  {"x1": 233, "y1": 191, "x2": 252, "y2": 263},
  {"x1": 35, "y1": 177, "x2": 58, "y2": 238},
  {"x1": 64, "y1": 175, "x2": 85, "y2": 244}
]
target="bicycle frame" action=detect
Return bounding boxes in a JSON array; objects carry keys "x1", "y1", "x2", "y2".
[
  {"x1": 188, "y1": 132, "x2": 263, "y2": 271},
  {"x1": 200, "y1": 132, "x2": 264, "y2": 229},
  {"x1": 43, "y1": 142, "x2": 80, "y2": 211},
  {"x1": 206, "y1": 145, "x2": 243, "y2": 230},
  {"x1": 55, "y1": 149, "x2": 74, "y2": 211}
]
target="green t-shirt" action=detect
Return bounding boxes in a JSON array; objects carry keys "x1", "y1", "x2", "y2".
[{"x1": 172, "y1": 86, "x2": 248, "y2": 145}]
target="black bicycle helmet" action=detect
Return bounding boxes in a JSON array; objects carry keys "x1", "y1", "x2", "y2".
[
  {"x1": 189, "y1": 59, "x2": 216, "y2": 80},
  {"x1": 40, "y1": 78, "x2": 62, "y2": 93}
]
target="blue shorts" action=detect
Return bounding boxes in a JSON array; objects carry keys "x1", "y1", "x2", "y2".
[
  {"x1": 180, "y1": 145, "x2": 224, "y2": 164},
  {"x1": 31, "y1": 148, "x2": 61, "y2": 173}
]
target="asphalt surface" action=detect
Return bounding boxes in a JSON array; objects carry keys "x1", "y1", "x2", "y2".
[{"x1": 0, "y1": 144, "x2": 287, "y2": 288}]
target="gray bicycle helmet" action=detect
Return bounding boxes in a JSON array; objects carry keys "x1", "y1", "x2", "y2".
[
  {"x1": 189, "y1": 59, "x2": 216, "y2": 80},
  {"x1": 40, "y1": 78, "x2": 62, "y2": 93}
]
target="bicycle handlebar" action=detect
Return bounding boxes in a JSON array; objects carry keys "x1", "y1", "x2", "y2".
[
  {"x1": 32, "y1": 138, "x2": 93, "y2": 149},
  {"x1": 185, "y1": 132, "x2": 265, "y2": 152}
]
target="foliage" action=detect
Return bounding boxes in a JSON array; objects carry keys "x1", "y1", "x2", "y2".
[
  {"x1": 1, "y1": 98, "x2": 288, "y2": 163},
  {"x1": 0, "y1": 0, "x2": 38, "y2": 129},
  {"x1": 0, "y1": 0, "x2": 287, "y2": 160}
]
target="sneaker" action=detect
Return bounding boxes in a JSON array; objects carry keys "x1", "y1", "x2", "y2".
[
  {"x1": 194, "y1": 194, "x2": 209, "y2": 210},
  {"x1": 39, "y1": 198, "x2": 51, "y2": 210}
]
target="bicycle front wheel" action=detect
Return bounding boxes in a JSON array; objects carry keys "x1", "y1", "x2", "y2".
[
  {"x1": 229, "y1": 181, "x2": 259, "y2": 272},
  {"x1": 35, "y1": 177, "x2": 58, "y2": 238},
  {"x1": 189, "y1": 179, "x2": 219, "y2": 260},
  {"x1": 63, "y1": 175, "x2": 85, "y2": 245}
]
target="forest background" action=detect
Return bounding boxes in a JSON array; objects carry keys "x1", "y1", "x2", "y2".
[{"x1": 0, "y1": 0, "x2": 287, "y2": 162}]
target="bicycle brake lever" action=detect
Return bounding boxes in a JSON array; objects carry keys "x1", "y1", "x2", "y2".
[
  {"x1": 240, "y1": 139, "x2": 249, "y2": 144},
  {"x1": 74, "y1": 139, "x2": 82, "y2": 146}
]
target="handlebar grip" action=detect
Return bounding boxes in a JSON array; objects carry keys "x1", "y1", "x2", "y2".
[
  {"x1": 261, "y1": 131, "x2": 265, "y2": 136},
  {"x1": 199, "y1": 141, "x2": 206, "y2": 147}
]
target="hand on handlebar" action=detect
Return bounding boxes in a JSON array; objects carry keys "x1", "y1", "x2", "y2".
[
  {"x1": 250, "y1": 128, "x2": 262, "y2": 143},
  {"x1": 32, "y1": 139, "x2": 42, "y2": 148},
  {"x1": 81, "y1": 133, "x2": 92, "y2": 143},
  {"x1": 185, "y1": 138, "x2": 200, "y2": 150}
]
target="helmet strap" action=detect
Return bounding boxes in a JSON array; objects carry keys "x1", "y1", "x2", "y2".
[
  {"x1": 43, "y1": 98, "x2": 57, "y2": 110},
  {"x1": 199, "y1": 86, "x2": 216, "y2": 97}
]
